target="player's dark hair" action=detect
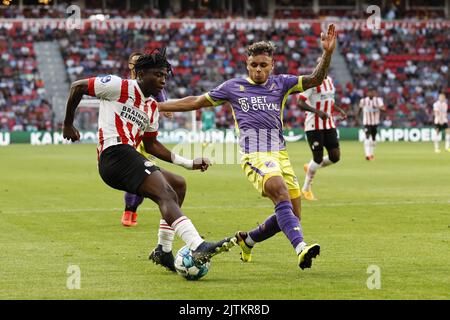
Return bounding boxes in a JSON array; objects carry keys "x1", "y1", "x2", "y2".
[
  {"x1": 246, "y1": 41, "x2": 276, "y2": 57},
  {"x1": 134, "y1": 48, "x2": 172, "y2": 75}
]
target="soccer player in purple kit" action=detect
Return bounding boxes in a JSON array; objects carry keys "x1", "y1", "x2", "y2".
[{"x1": 159, "y1": 24, "x2": 337, "y2": 270}]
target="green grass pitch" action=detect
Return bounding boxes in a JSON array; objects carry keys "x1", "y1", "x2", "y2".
[{"x1": 0, "y1": 141, "x2": 449, "y2": 299}]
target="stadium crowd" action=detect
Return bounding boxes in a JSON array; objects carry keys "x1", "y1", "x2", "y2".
[
  {"x1": 0, "y1": 4, "x2": 448, "y2": 131},
  {"x1": 0, "y1": 27, "x2": 52, "y2": 131},
  {"x1": 1, "y1": 1, "x2": 447, "y2": 20}
]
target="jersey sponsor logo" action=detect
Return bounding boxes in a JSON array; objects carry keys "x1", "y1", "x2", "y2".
[
  {"x1": 238, "y1": 97, "x2": 250, "y2": 112},
  {"x1": 238, "y1": 96, "x2": 280, "y2": 112},
  {"x1": 264, "y1": 161, "x2": 276, "y2": 168},
  {"x1": 100, "y1": 75, "x2": 111, "y2": 83},
  {"x1": 119, "y1": 105, "x2": 148, "y2": 131}
]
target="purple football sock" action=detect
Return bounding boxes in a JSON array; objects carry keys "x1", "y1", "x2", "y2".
[
  {"x1": 275, "y1": 200, "x2": 303, "y2": 249},
  {"x1": 248, "y1": 214, "x2": 281, "y2": 243},
  {"x1": 124, "y1": 192, "x2": 144, "y2": 212}
]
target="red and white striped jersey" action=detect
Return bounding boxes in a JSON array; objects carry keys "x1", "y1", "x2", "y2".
[
  {"x1": 359, "y1": 96, "x2": 384, "y2": 126},
  {"x1": 299, "y1": 76, "x2": 336, "y2": 131},
  {"x1": 86, "y1": 75, "x2": 159, "y2": 157},
  {"x1": 433, "y1": 100, "x2": 448, "y2": 125}
]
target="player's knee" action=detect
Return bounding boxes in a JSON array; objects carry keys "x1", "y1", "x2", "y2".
[
  {"x1": 158, "y1": 185, "x2": 179, "y2": 207},
  {"x1": 264, "y1": 177, "x2": 290, "y2": 203},
  {"x1": 312, "y1": 150, "x2": 323, "y2": 164},
  {"x1": 174, "y1": 176, "x2": 187, "y2": 198},
  {"x1": 329, "y1": 153, "x2": 340, "y2": 163},
  {"x1": 313, "y1": 155, "x2": 323, "y2": 164}
]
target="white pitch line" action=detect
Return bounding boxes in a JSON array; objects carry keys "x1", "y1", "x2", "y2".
[{"x1": 2, "y1": 200, "x2": 449, "y2": 214}]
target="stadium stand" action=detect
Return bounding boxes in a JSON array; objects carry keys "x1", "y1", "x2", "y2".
[{"x1": 0, "y1": 2, "x2": 448, "y2": 132}]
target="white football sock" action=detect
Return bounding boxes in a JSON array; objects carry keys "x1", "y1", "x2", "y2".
[
  {"x1": 445, "y1": 134, "x2": 450, "y2": 149},
  {"x1": 370, "y1": 140, "x2": 376, "y2": 156},
  {"x1": 158, "y1": 219, "x2": 175, "y2": 253},
  {"x1": 321, "y1": 155, "x2": 333, "y2": 168},
  {"x1": 245, "y1": 234, "x2": 255, "y2": 247},
  {"x1": 295, "y1": 241, "x2": 307, "y2": 255},
  {"x1": 171, "y1": 216, "x2": 204, "y2": 251},
  {"x1": 364, "y1": 139, "x2": 371, "y2": 157},
  {"x1": 434, "y1": 135, "x2": 440, "y2": 151},
  {"x1": 302, "y1": 160, "x2": 321, "y2": 191}
]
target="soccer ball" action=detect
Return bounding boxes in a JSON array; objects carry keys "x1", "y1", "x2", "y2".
[{"x1": 174, "y1": 245, "x2": 210, "y2": 281}]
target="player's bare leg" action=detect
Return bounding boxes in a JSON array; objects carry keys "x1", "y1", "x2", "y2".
[
  {"x1": 138, "y1": 171, "x2": 235, "y2": 266},
  {"x1": 149, "y1": 169, "x2": 187, "y2": 272}
]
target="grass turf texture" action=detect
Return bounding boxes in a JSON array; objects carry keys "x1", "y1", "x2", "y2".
[{"x1": 0, "y1": 141, "x2": 449, "y2": 299}]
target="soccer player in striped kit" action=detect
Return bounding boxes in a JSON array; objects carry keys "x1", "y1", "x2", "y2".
[
  {"x1": 159, "y1": 24, "x2": 337, "y2": 270},
  {"x1": 357, "y1": 89, "x2": 385, "y2": 160},
  {"x1": 121, "y1": 51, "x2": 182, "y2": 272},
  {"x1": 121, "y1": 51, "x2": 173, "y2": 228},
  {"x1": 432, "y1": 93, "x2": 449, "y2": 153},
  {"x1": 297, "y1": 60, "x2": 347, "y2": 201},
  {"x1": 62, "y1": 52, "x2": 236, "y2": 269}
]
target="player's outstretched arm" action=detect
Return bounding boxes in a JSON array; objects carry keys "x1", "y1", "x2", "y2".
[
  {"x1": 143, "y1": 136, "x2": 211, "y2": 172},
  {"x1": 63, "y1": 79, "x2": 89, "y2": 142},
  {"x1": 334, "y1": 105, "x2": 347, "y2": 119},
  {"x1": 158, "y1": 95, "x2": 213, "y2": 112},
  {"x1": 298, "y1": 99, "x2": 329, "y2": 120},
  {"x1": 302, "y1": 24, "x2": 337, "y2": 91},
  {"x1": 356, "y1": 102, "x2": 362, "y2": 126}
]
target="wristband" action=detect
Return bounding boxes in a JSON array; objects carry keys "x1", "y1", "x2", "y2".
[{"x1": 172, "y1": 153, "x2": 194, "y2": 170}]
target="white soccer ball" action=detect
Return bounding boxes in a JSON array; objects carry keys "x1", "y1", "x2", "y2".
[{"x1": 174, "y1": 245, "x2": 210, "y2": 281}]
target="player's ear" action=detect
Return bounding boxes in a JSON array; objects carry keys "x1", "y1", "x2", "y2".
[{"x1": 136, "y1": 70, "x2": 143, "y2": 80}]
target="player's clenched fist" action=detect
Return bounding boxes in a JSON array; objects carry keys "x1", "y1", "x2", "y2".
[
  {"x1": 193, "y1": 157, "x2": 211, "y2": 172},
  {"x1": 63, "y1": 124, "x2": 81, "y2": 142}
]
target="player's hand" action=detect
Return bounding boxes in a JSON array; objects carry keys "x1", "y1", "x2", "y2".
[
  {"x1": 339, "y1": 110, "x2": 347, "y2": 120},
  {"x1": 163, "y1": 112, "x2": 174, "y2": 119},
  {"x1": 317, "y1": 110, "x2": 329, "y2": 120},
  {"x1": 193, "y1": 157, "x2": 211, "y2": 172},
  {"x1": 62, "y1": 124, "x2": 80, "y2": 142},
  {"x1": 321, "y1": 24, "x2": 337, "y2": 54}
]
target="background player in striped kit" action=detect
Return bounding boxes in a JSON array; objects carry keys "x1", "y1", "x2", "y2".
[
  {"x1": 432, "y1": 93, "x2": 449, "y2": 153},
  {"x1": 297, "y1": 59, "x2": 347, "y2": 200},
  {"x1": 357, "y1": 89, "x2": 385, "y2": 160}
]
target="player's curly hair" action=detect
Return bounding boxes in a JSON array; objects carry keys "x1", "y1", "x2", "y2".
[
  {"x1": 134, "y1": 48, "x2": 173, "y2": 75},
  {"x1": 246, "y1": 41, "x2": 277, "y2": 57}
]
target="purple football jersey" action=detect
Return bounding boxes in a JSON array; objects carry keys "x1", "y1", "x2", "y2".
[
  {"x1": 154, "y1": 89, "x2": 167, "y2": 102},
  {"x1": 205, "y1": 75, "x2": 303, "y2": 153}
]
